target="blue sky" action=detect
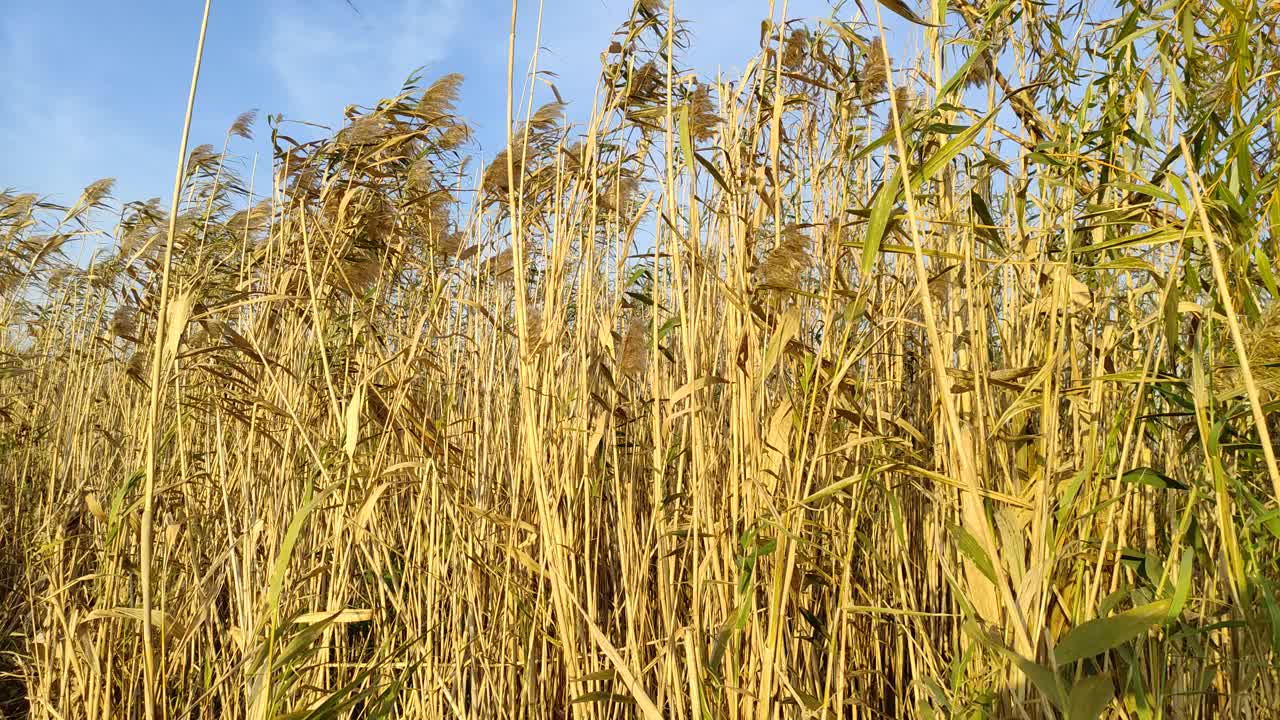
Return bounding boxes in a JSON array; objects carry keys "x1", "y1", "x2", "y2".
[{"x1": 1, "y1": 0, "x2": 889, "y2": 210}]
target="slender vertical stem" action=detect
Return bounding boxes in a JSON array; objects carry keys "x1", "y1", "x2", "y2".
[
  {"x1": 141, "y1": 2, "x2": 212, "y2": 717},
  {"x1": 872, "y1": 4, "x2": 1036, "y2": 663},
  {"x1": 1179, "y1": 139, "x2": 1280, "y2": 503}
]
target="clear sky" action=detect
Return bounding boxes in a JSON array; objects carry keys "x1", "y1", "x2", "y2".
[{"x1": 2, "y1": 0, "x2": 891, "y2": 210}]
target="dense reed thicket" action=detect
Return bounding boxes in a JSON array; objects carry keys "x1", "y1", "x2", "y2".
[{"x1": 3, "y1": 0, "x2": 1280, "y2": 717}]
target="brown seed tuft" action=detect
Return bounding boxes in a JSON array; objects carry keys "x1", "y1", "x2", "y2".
[
  {"x1": 229, "y1": 110, "x2": 258, "y2": 140},
  {"x1": 227, "y1": 200, "x2": 272, "y2": 241},
  {"x1": 110, "y1": 306, "x2": 138, "y2": 340},
  {"x1": 71, "y1": 179, "x2": 116, "y2": 219},
  {"x1": 2, "y1": 193, "x2": 37, "y2": 219},
  {"x1": 47, "y1": 266, "x2": 76, "y2": 291},
  {"x1": 417, "y1": 73, "x2": 465, "y2": 116},
  {"x1": 186, "y1": 145, "x2": 217, "y2": 176},
  {"x1": 618, "y1": 315, "x2": 650, "y2": 380},
  {"x1": 342, "y1": 255, "x2": 383, "y2": 294},
  {"x1": 125, "y1": 351, "x2": 147, "y2": 382},
  {"x1": 339, "y1": 116, "x2": 391, "y2": 148},
  {"x1": 687, "y1": 83, "x2": 720, "y2": 142},
  {"x1": 754, "y1": 226, "x2": 811, "y2": 290},
  {"x1": 782, "y1": 28, "x2": 810, "y2": 71},
  {"x1": 1236, "y1": 304, "x2": 1280, "y2": 395},
  {"x1": 482, "y1": 149, "x2": 521, "y2": 198},
  {"x1": 599, "y1": 173, "x2": 641, "y2": 214},
  {"x1": 964, "y1": 51, "x2": 994, "y2": 89},
  {"x1": 861, "y1": 39, "x2": 889, "y2": 103},
  {"x1": 891, "y1": 87, "x2": 916, "y2": 122},
  {"x1": 484, "y1": 248, "x2": 515, "y2": 279}
]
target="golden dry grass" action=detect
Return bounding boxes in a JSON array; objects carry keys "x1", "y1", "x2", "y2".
[{"x1": 2, "y1": 0, "x2": 1280, "y2": 718}]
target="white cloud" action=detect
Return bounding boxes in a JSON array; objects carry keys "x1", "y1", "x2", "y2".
[{"x1": 267, "y1": 0, "x2": 463, "y2": 127}]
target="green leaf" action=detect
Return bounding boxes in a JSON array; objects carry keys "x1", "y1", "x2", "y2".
[
  {"x1": 1259, "y1": 579, "x2": 1280, "y2": 656},
  {"x1": 887, "y1": 491, "x2": 906, "y2": 546},
  {"x1": 657, "y1": 316, "x2": 681, "y2": 341},
  {"x1": 970, "y1": 190, "x2": 1003, "y2": 251},
  {"x1": 964, "y1": 621, "x2": 1064, "y2": 709},
  {"x1": 1120, "y1": 467, "x2": 1187, "y2": 490},
  {"x1": 762, "y1": 308, "x2": 800, "y2": 378},
  {"x1": 860, "y1": 107, "x2": 998, "y2": 276},
  {"x1": 1113, "y1": 180, "x2": 1177, "y2": 205},
  {"x1": 572, "y1": 692, "x2": 636, "y2": 705},
  {"x1": 939, "y1": 43, "x2": 991, "y2": 99},
  {"x1": 693, "y1": 152, "x2": 730, "y2": 193},
  {"x1": 274, "y1": 615, "x2": 338, "y2": 672},
  {"x1": 1126, "y1": 659, "x2": 1154, "y2": 720},
  {"x1": 873, "y1": 0, "x2": 938, "y2": 26},
  {"x1": 708, "y1": 625, "x2": 733, "y2": 673},
  {"x1": 1169, "y1": 547, "x2": 1193, "y2": 618},
  {"x1": 677, "y1": 103, "x2": 696, "y2": 174},
  {"x1": 573, "y1": 668, "x2": 620, "y2": 683},
  {"x1": 269, "y1": 486, "x2": 338, "y2": 615},
  {"x1": 1163, "y1": 277, "x2": 1181, "y2": 356},
  {"x1": 1255, "y1": 506, "x2": 1280, "y2": 541},
  {"x1": 1074, "y1": 225, "x2": 1191, "y2": 255},
  {"x1": 797, "y1": 465, "x2": 873, "y2": 506},
  {"x1": 948, "y1": 523, "x2": 997, "y2": 585},
  {"x1": 107, "y1": 468, "x2": 145, "y2": 545},
  {"x1": 1053, "y1": 599, "x2": 1172, "y2": 665},
  {"x1": 1067, "y1": 674, "x2": 1115, "y2": 720},
  {"x1": 847, "y1": 126, "x2": 897, "y2": 165},
  {"x1": 1255, "y1": 245, "x2": 1280, "y2": 299},
  {"x1": 918, "y1": 110, "x2": 997, "y2": 186},
  {"x1": 862, "y1": 166, "x2": 902, "y2": 274}
]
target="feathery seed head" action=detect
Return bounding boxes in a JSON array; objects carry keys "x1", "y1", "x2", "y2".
[
  {"x1": 484, "y1": 248, "x2": 515, "y2": 279},
  {"x1": 965, "y1": 51, "x2": 994, "y2": 89},
  {"x1": 339, "y1": 116, "x2": 391, "y2": 147},
  {"x1": 782, "y1": 28, "x2": 810, "y2": 71},
  {"x1": 754, "y1": 226, "x2": 811, "y2": 291},
  {"x1": 343, "y1": 255, "x2": 383, "y2": 294},
  {"x1": 186, "y1": 145, "x2": 217, "y2": 176},
  {"x1": 47, "y1": 266, "x2": 76, "y2": 291},
  {"x1": 2, "y1": 193, "x2": 38, "y2": 220},
  {"x1": 70, "y1": 179, "x2": 117, "y2": 221},
  {"x1": 619, "y1": 314, "x2": 650, "y2": 380},
  {"x1": 861, "y1": 39, "x2": 889, "y2": 102},
  {"x1": 687, "y1": 82, "x2": 719, "y2": 142},
  {"x1": 1235, "y1": 304, "x2": 1280, "y2": 395},
  {"x1": 891, "y1": 87, "x2": 916, "y2": 122},
  {"x1": 417, "y1": 73, "x2": 464, "y2": 117},
  {"x1": 110, "y1": 306, "x2": 138, "y2": 340},
  {"x1": 229, "y1": 110, "x2": 258, "y2": 140}
]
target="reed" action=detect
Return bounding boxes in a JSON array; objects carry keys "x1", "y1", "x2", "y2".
[{"x1": 2, "y1": 0, "x2": 1279, "y2": 717}]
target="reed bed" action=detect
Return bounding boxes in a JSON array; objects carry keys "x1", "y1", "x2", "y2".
[{"x1": 2, "y1": 0, "x2": 1280, "y2": 717}]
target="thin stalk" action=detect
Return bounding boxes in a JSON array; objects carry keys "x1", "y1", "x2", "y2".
[{"x1": 140, "y1": 2, "x2": 212, "y2": 718}]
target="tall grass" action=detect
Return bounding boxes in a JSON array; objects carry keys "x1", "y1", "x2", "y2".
[{"x1": 2, "y1": 0, "x2": 1280, "y2": 717}]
